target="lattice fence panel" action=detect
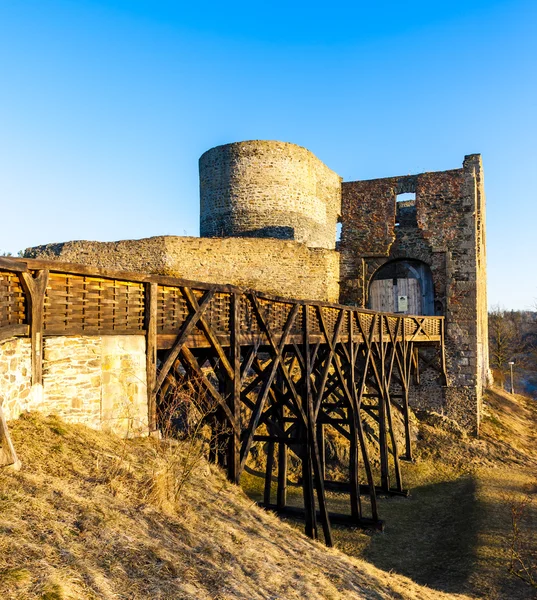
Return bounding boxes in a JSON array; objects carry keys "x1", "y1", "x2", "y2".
[
  {"x1": 0, "y1": 271, "x2": 26, "y2": 327},
  {"x1": 44, "y1": 273, "x2": 145, "y2": 334},
  {"x1": 158, "y1": 286, "x2": 189, "y2": 333}
]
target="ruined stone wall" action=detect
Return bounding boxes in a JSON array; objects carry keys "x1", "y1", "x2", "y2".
[
  {"x1": 0, "y1": 335, "x2": 148, "y2": 436},
  {"x1": 339, "y1": 156, "x2": 488, "y2": 432},
  {"x1": 199, "y1": 141, "x2": 341, "y2": 250},
  {"x1": 25, "y1": 236, "x2": 340, "y2": 302}
]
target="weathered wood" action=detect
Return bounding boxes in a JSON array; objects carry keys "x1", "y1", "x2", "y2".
[
  {"x1": 0, "y1": 402, "x2": 20, "y2": 469},
  {"x1": 145, "y1": 282, "x2": 158, "y2": 431},
  {"x1": 20, "y1": 270, "x2": 49, "y2": 387},
  {"x1": 227, "y1": 293, "x2": 241, "y2": 484},
  {"x1": 155, "y1": 289, "x2": 215, "y2": 391},
  {"x1": 305, "y1": 306, "x2": 333, "y2": 546},
  {"x1": 0, "y1": 324, "x2": 29, "y2": 343},
  {"x1": 277, "y1": 439, "x2": 288, "y2": 509},
  {"x1": 0, "y1": 257, "x2": 448, "y2": 545},
  {"x1": 264, "y1": 440, "x2": 275, "y2": 505}
]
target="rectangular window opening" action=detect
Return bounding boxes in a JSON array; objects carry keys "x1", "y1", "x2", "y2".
[{"x1": 396, "y1": 192, "x2": 416, "y2": 202}]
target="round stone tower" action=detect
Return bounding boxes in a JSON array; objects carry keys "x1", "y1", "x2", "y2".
[{"x1": 199, "y1": 140, "x2": 341, "y2": 249}]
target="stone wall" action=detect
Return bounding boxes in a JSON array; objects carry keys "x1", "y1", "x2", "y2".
[
  {"x1": 199, "y1": 141, "x2": 341, "y2": 250},
  {"x1": 339, "y1": 155, "x2": 488, "y2": 432},
  {"x1": 25, "y1": 236, "x2": 340, "y2": 303},
  {"x1": 0, "y1": 335, "x2": 148, "y2": 436},
  {"x1": 0, "y1": 338, "x2": 32, "y2": 419}
]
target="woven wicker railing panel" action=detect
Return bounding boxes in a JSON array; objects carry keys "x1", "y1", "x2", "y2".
[
  {"x1": 0, "y1": 271, "x2": 26, "y2": 327},
  {"x1": 423, "y1": 318, "x2": 440, "y2": 337},
  {"x1": 240, "y1": 296, "x2": 261, "y2": 335},
  {"x1": 386, "y1": 316, "x2": 399, "y2": 338},
  {"x1": 158, "y1": 286, "x2": 189, "y2": 333},
  {"x1": 205, "y1": 292, "x2": 231, "y2": 335},
  {"x1": 44, "y1": 273, "x2": 145, "y2": 333},
  {"x1": 357, "y1": 313, "x2": 374, "y2": 339},
  {"x1": 404, "y1": 318, "x2": 418, "y2": 337}
]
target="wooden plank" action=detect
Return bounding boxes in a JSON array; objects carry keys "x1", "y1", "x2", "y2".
[
  {"x1": 145, "y1": 282, "x2": 158, "y2": 432},
  {"x1": 0, "y1": 324, "x2": 29, "y2": 342}
]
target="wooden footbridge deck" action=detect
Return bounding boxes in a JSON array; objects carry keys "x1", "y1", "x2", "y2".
[{"x1": 0, "y1": 257, "x2": 446, "y2": 545}]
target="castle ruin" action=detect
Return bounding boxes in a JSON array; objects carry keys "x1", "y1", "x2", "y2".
[{"x1": 24, "y1": 140, "x2": 489, "y2": 432}]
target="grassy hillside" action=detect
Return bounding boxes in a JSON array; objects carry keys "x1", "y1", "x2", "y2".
[
  {"x1": 0, "y1": 413, "x2": 472, "y2": 600},
  {"x1": 244, "y1": 388, "x2": 537, "y2": 599}
]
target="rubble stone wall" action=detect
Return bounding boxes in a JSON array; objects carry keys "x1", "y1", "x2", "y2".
[
  {"x1": 25, "y1": 236, "x2": 340, "y2": 302},
  {"x1": 339, "y1": 155, "x2": 488, "y2": 432},
  {"x1": 0, "y1": 335, "x2": 148, "y2": 436},
  {"x1": 199, "y1": 140, "x2": 341, "y2": 250}
]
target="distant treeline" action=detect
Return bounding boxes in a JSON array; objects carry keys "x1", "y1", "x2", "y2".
[{"x1": 488, "y1": 308, "x2": 537, "y2": 397}]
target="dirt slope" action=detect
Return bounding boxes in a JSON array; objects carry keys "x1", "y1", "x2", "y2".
[{"x1": 0, "y1": 412, "x2": 471, "y2": 600}]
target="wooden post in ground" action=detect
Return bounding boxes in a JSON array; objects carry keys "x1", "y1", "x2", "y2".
[
  {"x1": 264, "y1": 439, "x2": 275, "y2": 505},
  {"x1": 0, "y1": 403, "x2": 20, "y2": 470},
  {"x1": 226, "y1": 293, "x2": 241, "y2": 484},
  {"x1": 348, "y1": 313, "x2": 362, "y2": 522}
]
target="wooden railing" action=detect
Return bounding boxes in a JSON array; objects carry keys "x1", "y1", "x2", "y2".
[
  {"x1": 0, "y1": 257, "x2": 443, "y2": 347},
  {"x1": 0, "y1": 256, "x2": 447, "y2": 544}
]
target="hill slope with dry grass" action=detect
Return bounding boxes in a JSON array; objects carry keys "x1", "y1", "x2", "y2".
[{"x1": 0, "y1": 412, "x2": 474, "y2": 600}]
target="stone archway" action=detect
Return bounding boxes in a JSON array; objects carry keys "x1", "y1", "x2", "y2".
[{"x1": 368, "y1": 259, "x2": 435, "y2": 315}]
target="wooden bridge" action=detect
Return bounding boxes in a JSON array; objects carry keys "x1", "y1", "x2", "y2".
[{"x1": 0, "y1": 257, "x2": 446, "y2": 545}]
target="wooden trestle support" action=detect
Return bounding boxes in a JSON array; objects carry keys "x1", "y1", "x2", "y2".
[
  {"x1": 154, "y1": 290, "x2": 447, "y2": 547},
  {"x1": 0, "y1": 258, "x2": 447, "y2": 546}
]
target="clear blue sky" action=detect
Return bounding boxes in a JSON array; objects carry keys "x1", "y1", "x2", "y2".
[{"x1": 1, "y1": 0, "x2": 536, "y2": 309}]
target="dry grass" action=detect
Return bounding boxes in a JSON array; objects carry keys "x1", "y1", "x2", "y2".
[
  {"x1": 244, "y1": 388, "x2": 537, "y2": 599},
  {"x1": 0, "y1": 412, "x2": 473, "y2": 600}
]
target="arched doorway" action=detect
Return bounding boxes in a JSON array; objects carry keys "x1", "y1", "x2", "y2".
[{"x1": 368, "y1": 259, "x2": 435, "y2": 315}]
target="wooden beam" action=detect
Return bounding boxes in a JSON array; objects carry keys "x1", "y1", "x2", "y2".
[
  {"x1": 145, "y1": 282, "x2": 158, "y2": 431},
  {"x1": 227, "y1": 293, "x2": 241, "y2": 484},
  {"x1": 155, "y1": 289, "x2": 214, "y2": 392},
  {"x1": 0, "y1": 403, "x2": 20, "y2": 469},
  {"x1": 0, "y1": 324, "x2": 29, "y2": 343},
  {"x1": 20, "y1": 270, "x2": 49, "y2": 387}
]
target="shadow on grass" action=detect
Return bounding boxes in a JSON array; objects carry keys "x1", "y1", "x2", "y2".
[
  {"x1": 243, "y1": 470, "x2": 482, "y2": 595},
  {"x1": 359, "y1": 475, "x2": 481, "y2": 595}
]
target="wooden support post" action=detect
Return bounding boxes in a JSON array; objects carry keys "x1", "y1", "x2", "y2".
[
  {"x1": 227, "y1": 293, "x2": 241, "y2": 484},
  {"x1": 0, "y1": 403, "x2": 20, "y2": 469},
  {"x1": 304, "y1": 306, "x2": 333, "y2": 546},
  {"x1": 317, "y1": 422, "x2": 326, "y2": 482},
  {"x1": 264, "y1": 440, "x2": 275, "y2": 505},
  {"x1": 277, "y1": 439, "x2": 288, "y2": 509},
  {"x1": 301, "y1": 448, "x2": 317, "y2": 540},
  {"x1": 20, "y1": 270, "x2": 48, "y2": 388},
  {"x1": 348, "y1": 314, "x2": 362, "y2": 522},
  {"x1": 378, "y1": 317, "x2": 390, "y2": 493},
  {"x1": 145, "y1": 282, "x2": 158, "y2": 432}
]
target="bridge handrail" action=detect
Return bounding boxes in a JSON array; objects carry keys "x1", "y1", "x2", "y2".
[{"x1": 0, "y1": 257, "x2": 443, "y2": 342}]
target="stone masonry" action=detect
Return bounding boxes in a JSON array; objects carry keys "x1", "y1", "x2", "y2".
[
  {"x1": 23, "y1": 140, "x2": 489, "y2": 433},
  {"x1": 200, "y1": 141, "x2": 341, "y2": 250},
  {"x1": 25, "y1": 236, "x2": 340, "y2": 302},
  {"x1": 339, "y1": 155, "x2": 489, "y2": 432},
  {"x1": 1, "y1": 335, "x2": 148, "y2": 436}
]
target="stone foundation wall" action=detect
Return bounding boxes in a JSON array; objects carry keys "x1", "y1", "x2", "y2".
[
  {"x1": 0, "y1": 335, "x2": 148, "y2": 436},
  {"x1": 0, "y1": 338, "x2": 32, "y2": 418},
  {"x1": 25, "y1": 235, "x2": 340, "y2": 302}
]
